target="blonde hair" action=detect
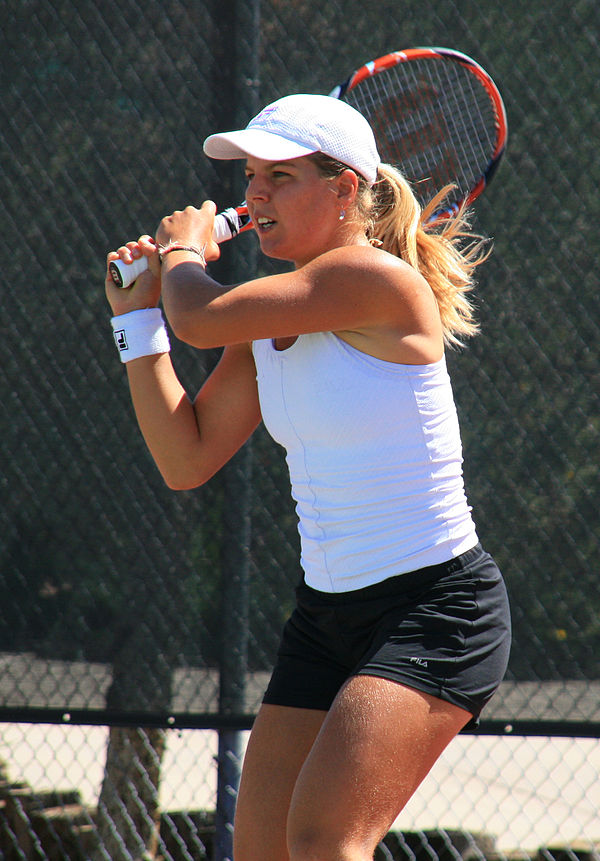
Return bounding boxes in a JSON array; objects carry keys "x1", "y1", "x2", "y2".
[{"x1": 311, "y1": 154, "x2": 490, "y2": 347}]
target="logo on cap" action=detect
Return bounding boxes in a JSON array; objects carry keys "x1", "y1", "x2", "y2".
[{"x1": 252, "y1": 106, "x2": 277, "y2": 124}]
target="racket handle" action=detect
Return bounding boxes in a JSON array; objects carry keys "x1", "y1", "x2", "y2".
[
  {"x1": 108, "y1": 255, "x2": 148, "y2": 289},
  {"x1": 108, "y1": 207, "x2": 246, "y2": 289}
]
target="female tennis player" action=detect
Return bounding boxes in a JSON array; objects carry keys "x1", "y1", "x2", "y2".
[{"x1": 105, "y1": 94, "x2": 511, "y2": 861}]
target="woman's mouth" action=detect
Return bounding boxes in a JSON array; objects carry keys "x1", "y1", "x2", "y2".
[{"x1": 256, "y1": 216, "x2": 276, "y2": 232}]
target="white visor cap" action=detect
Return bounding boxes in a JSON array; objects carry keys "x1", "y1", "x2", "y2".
[{"x1": 203, "y1": 94, "x2": 380, "y2": 186}]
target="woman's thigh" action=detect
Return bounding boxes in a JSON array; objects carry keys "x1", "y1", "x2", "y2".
[
  {"x1": 233, "y1": 703, "x2": 326, "y2": 861},
  {"x1": 287, "y1": 674, "x2": 471, "y2": 861}
]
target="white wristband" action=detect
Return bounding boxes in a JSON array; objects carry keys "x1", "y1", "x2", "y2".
[{"x1": 111, "y1": 308, "x2": 170, "y2": 363}]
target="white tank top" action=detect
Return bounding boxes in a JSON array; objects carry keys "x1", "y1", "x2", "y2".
[{"x1": 252, "y1": 332, "x2": 478, "y2": 593}]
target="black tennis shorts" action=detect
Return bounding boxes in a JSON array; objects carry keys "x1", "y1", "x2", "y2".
[{"x1": 263, "y1": 544, "x2": 511, "y2": 723}]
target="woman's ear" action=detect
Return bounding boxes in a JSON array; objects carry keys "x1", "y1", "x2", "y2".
[{"x1": 334, "y1": 169, "x2": 360, "y2": 208}]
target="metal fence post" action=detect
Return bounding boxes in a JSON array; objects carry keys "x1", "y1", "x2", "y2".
[
  {"x1": 212, "y1": 1, "x2": 261, "y2": 858},
  {"x1": 216, "y1": 442, "x2": 253, "y2": 861}
]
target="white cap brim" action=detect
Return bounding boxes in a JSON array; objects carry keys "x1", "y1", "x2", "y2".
[{"x1": 203, "y1": 128, "x2": 318, "y2": 162}]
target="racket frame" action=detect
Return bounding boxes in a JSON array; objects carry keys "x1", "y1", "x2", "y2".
[{"x1": 331, "y1": 47, "x2": 507, "y2": 219}]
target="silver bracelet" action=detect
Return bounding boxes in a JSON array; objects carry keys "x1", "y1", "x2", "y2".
[{"x1": 158, "y1": 243, "x2": 207, "y2": 267}]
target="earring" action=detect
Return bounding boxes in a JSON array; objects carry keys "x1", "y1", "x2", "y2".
[{"x1": 339, "y1": 208, "x2": 345, "y2": 221}]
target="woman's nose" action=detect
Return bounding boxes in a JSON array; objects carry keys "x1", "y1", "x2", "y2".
[{"x1": 246, "y1": 176, "x2": 269, "y2": 201}]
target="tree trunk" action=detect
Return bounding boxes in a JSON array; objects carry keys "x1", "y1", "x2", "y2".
[
  {"x1": 92, "y1": 726, "x2": 166, "y2": 861},
  {"x1": 90, "y1": 606, "x2": 173, "y2": 860}
]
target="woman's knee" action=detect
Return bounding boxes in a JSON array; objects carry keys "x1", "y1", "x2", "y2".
[{"x1": 287, "y1": 822, "x2": 376, "y2": 861}]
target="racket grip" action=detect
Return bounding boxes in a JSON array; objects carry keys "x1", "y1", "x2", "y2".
[
  {"x1": 108, "y1": 209, "x2": 243, "y2": 289},
  {"x1": 108, "y1": 255, "x2": 149, "y2": 289}
]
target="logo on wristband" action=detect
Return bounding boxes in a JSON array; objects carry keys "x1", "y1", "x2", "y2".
[{"x1": 113, "y1": 329, "x2": 128, "y2": 352}]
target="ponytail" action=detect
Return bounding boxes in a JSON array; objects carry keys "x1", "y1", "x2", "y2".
[
  {"x1": 310, "y1": 153, "x2": 490, "y2": 347},
  {"x1": 370, "y1": 164, "x2": 489, "y2": 347}
]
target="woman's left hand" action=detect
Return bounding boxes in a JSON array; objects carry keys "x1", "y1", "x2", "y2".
[{"x1": 105, "y1": 234, "x2": 162, "y2": 316}]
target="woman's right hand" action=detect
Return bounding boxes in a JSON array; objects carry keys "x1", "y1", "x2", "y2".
[{"x1": 105, "y1": 234, "x2": 162, "y2": 317}]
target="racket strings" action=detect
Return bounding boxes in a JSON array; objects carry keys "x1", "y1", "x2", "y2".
[{"x1": 344, "y1": 59, "x2": 500, "y2": 209}]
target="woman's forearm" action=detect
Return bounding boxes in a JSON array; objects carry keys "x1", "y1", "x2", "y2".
[{"x1": 124, "y1": 353, "x2": 205, "y2": 490}]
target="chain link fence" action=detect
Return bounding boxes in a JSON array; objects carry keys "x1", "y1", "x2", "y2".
[{"x1": 1, "y1": 0, "x2": 599, "y2": 858}]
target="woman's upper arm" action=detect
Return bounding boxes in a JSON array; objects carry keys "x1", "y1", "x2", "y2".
[{"x1": 162, "y1": 246, "x2": 423, "y2": 349}]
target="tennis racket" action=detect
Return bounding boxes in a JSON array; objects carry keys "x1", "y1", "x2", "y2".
[
  {"x1": 108, "y1": 204, "x2": 251, "y2": 288},
  {"x1": 111, "y1": 46, "x2": 507, "y2": 289}
]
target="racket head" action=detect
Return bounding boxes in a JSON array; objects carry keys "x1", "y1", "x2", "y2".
[{"x1": 331, "y1": 47, "x2": 507, "y2": 219}]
